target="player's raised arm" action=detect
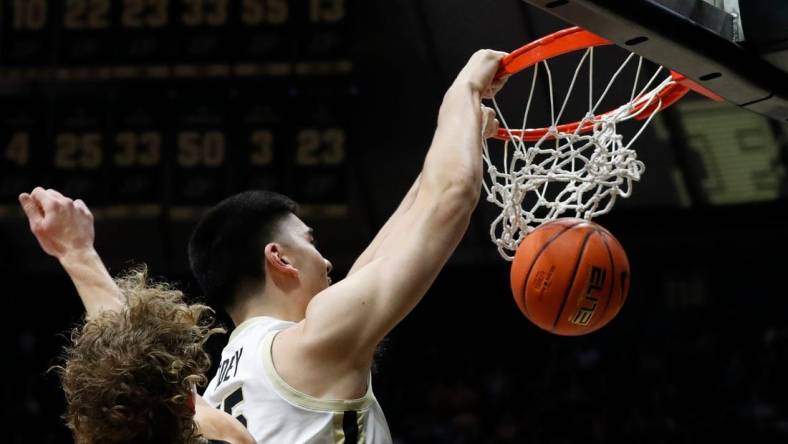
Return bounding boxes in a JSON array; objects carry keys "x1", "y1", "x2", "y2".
[
  {"x1": 277, "y1": 50, "x2": 507, "y2": 384},
  {"x1": 19, "y1": 187, "x2": 123, "y2": 318},
  {"x1": 347, "y1": 76, "x2": 502, "y2": 277}
]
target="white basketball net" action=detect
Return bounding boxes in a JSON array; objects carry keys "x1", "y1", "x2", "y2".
[{"x1": 483, "y1": 48, "x2": 676, "y2": 260}]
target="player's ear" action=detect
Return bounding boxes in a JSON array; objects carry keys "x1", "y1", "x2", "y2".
[{"x1": 265, "y1": 243, "x2": 298, "y2": 278}]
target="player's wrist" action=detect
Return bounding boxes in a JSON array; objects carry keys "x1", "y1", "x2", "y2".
[
  {"x1": 446, "y1": 79, "x2": 481, "y2": 100},
  {"x1": 58, "y1": 246, "x2": 100, "y2": 268},
  {"x1": 439, "y1": 83, "x2": 481, "y2": 125}
]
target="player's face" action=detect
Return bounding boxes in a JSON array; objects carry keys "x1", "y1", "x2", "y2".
[{"x1": 277, "y1": 214, "x2": 333, "y2": 294}]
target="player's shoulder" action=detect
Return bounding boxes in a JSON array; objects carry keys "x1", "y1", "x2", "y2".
[{"x1": 229, "y1": 316, "x2": 294, "y2": 343}]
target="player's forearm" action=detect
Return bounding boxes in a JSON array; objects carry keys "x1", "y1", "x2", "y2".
[
  {"x1": 194, "y1": 395, "x2": 255, "y2": 444},
  {"x1": 355, "y1": 84, "x2": 485, "y2": 275},
  {"x1": 421, "y1": 82, "x2": 484, "y2": 206},
  {"x1": 58, "y1": 248, "x2": 124, "y2": 319}
]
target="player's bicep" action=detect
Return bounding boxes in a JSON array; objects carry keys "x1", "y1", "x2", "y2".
[{"x1": 297, "y1": 195, "x2": 472, "y2": 364}]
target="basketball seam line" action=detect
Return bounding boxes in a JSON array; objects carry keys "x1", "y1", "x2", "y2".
[
  {"x1": 551, "y1": 230, "x2": 594, "y2": 332},
  {"x1": 604, "y1": 231, "x2": 630, "y2": 305},
  {"x1": 520, "y1": 221, "x2": 587, "y2": 320},
  {"x1": 589, "y1": 230, "x2": 616, "y2": 332}
]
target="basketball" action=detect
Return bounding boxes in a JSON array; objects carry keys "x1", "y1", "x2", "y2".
[{"x1": 510, "y1": 218, "x2": 630, "y2": 336}]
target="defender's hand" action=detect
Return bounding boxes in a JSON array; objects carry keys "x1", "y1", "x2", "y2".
[
  {"x1": 19, "y1": 187, "x2": 95, "y2": 260},
  {"x1": 453, "y1": 49, "x2": 509, "y2": 99}
]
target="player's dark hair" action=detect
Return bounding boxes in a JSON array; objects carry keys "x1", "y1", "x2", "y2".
[{"x1": 188, "y1": 190, "x2": 298, "y2": 310}]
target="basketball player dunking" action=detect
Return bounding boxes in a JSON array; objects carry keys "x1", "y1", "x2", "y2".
[
  {"x1": 21, "y1": 49, "x2": 507, "y2": 443},
  {"x1": 187, "y1": 49, "x2": 507, "y2": 442}
]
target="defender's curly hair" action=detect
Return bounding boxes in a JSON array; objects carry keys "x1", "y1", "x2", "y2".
[{"x1": 57, "y1": 267, "x2": 225, "y2": 444}]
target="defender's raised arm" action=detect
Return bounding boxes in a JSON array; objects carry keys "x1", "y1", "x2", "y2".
[{"x1": 19, "y1": 187, "x2": 123, "y2": 318}]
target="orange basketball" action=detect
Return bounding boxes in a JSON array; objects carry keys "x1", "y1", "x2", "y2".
[{"x1": 510, "y1": 218, "x2": 631, "y2": 336}]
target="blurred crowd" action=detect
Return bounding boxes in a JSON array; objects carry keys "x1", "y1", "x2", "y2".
[{"x1": 380, "y1": 316, "x2": 788, "y2": 443}]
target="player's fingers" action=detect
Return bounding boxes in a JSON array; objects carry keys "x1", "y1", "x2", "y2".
[
  {"x1": 31, "y1": 187, "x2": 58, "y2": 212},
  {"x1": 488, "y1": 118, "x2": 500, "y2": 138},
  {"x1": 74, "y1": 199, "x2": 94, "y2": 219},
  {"x1": 474, "y1": 49, "x2": 507, "y2": 75},
  {"x1": 30, "y1": 186, "x2": 46, "y2": 200},
  {"x1": 483, "y1": 119, "x2": 500, "y2": 138},
  {"x1": 483, "y1": 75, "x2": 509, "y2": 99},
  {"x1": 463, "y1": 50, "x2": 509, "y2": 94},
  {"x1": 481, "y1": 105, "x2": 497, "y2": 124},
  {"x1": 18, "y1": 193, "x2": 44, "y2": 223},
  {"x1": 472, "y1": 49, "x2": 507, "y2": 62},
  {"x1": 47, "y1": 188, "x2": 72, "y2": 204},
  {"x1": 481, "y1": 106, "x2": 499, "y2": 138},
  {"x1": 490, "y1": 74, "x2": 509, "y2": 94}
]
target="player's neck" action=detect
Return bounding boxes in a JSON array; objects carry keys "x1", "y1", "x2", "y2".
[{"x1": 228, "y1": 285, "x2": 307, "y2": 325}]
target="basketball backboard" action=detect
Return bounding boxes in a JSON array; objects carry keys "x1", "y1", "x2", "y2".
[{"x1": 523, "y1": 0, "x2": 788, "y2": 122}]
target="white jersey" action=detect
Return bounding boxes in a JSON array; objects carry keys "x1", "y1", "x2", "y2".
[{"x1": 203, "y1": 316, "x2": 392, "y2": 444}]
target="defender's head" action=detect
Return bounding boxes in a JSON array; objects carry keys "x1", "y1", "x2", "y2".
[
  {"x1": 59, "y1": 268, "x2": 221, "y2": 444},
  {"x1": 188, "y1": 190, "x2": 332, "y2": 315}
]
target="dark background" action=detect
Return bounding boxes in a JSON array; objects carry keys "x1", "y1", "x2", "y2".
[{"x1": 1, "y1": 1, "x2": 787, "y2": 443}]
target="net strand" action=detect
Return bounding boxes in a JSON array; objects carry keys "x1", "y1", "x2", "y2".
[{"x1": 484, "y1": 52, "x2": 675, "y2": 261}]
